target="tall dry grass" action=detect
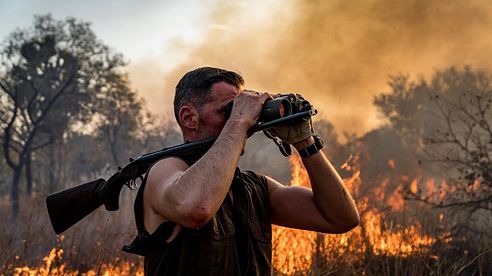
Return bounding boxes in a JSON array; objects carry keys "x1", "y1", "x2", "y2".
[{"x1": 1, "y1": 183, "x2": 491, "y2": 275}]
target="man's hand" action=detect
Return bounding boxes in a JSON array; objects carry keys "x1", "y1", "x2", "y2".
[
  {"x1": 264, "y1": 93, "x2": 314, "y2": 144},
  {"x1": 265, "y1": 117, "x2": 314, "y2": 145},
  {"x1": 228, "y1": 90, "x2": 270, "y2": 132}
]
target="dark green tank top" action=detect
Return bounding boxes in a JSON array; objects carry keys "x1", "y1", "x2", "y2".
[{"x1": 123, "y1": 162, "x2": 272, "y2": 276}]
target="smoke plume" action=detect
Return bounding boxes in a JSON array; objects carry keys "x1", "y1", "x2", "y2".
[{"x1": 129, "y1": 0, "x2": 492, "y2": 136}]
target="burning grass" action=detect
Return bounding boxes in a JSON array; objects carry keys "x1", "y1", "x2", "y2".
[
  {"x1": 269, "y1": 154, "x2": 491, "y2": 275},
  {"x1": 12, "y1": 246, "x2": 143, "y2": 276},
  {"x1": 2, "y1": 154, "x2": 492, "y2": 275}
]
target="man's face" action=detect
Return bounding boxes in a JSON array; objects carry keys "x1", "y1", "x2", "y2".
[{"x1": 196, "y1": 81, "x2": 240, "y2": 139}]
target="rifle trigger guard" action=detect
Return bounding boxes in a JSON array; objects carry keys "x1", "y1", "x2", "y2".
[{"x1": 126, "y1": 176, "x2": 143, "y2": 190}]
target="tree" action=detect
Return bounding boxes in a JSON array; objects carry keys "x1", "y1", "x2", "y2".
[
  {"x1": 136, "y1": 113, "x2": 182, "y2": 153},
  {"x1": 0, "y1": 14, "x2": 130, "y2": 219},
  {"x1": 313, "y1": 118, "x2": 345, "y2": 166},
  {"x1": 374, "y1": 67, "x2": 492, "y2": 213},
  {"x1": 92, "y1": 71, "x2": 143, "y2": 168}
]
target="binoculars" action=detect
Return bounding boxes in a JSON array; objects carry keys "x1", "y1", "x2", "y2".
[{"x1": 225, "y1": 93, "x2": 311, "y2": 122}]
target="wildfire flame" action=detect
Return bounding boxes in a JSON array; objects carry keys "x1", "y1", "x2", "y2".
[
  {"x1": 12, "y1": 236, "x2": 143, "y2": 276},
  {"x1": 11, "y1": 154, "x2": 448, "y2": 275},
  {"x1": 271, "y1": 153, "x2": 444, "y2": 274},
  {"x1": 271, "y1": 154, "x2": 317, "y2": 274}
]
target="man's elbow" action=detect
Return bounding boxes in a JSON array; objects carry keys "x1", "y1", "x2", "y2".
[
  {"x1": 339, "y1": 210, "x2": 361, "y2": 233},
  {"x1": 181, "y1": 205, "x2": 215, "y2": 229},
  {"x1": 344, "y1": 213, "x2": 361, "y2": 232},
  {"x1": 327, "y1": 209, "x2": 360, "y2": 234}
]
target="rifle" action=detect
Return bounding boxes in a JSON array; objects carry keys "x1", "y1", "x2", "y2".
[{"x1": 46, "y1": 94, "x2": 317, "y2": 234}]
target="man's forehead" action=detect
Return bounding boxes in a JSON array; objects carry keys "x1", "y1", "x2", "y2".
[{"x1": 210, "y1": 81, "x2": 241, "y2": 97}]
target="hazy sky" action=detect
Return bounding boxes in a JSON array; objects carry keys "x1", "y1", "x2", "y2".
[
  {"x1": 0, "y1": 0, "x2": 207, "y2": 62},
  {"x1": 2, "y1": 0, "x2": 492, "y2": 138}
]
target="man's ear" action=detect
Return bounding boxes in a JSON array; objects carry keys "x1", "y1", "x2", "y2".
[{"x1": 179, "y1": 104, "x2": 198, "y2": 131}]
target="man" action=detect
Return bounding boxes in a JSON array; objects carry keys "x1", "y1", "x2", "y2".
[{"x1": 124, "y1": 67, "x2": 359, "y2": 275}]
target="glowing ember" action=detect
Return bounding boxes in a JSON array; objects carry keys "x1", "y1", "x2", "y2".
[
  {"x1": 388, "y1": 159, "x2": 396, "y2": 169},
  {"x1": 410, "y1": 179, "x2": 418, "y2": 194},
  {"x1": 387, "y1": 184, "x2": 405, "y2": 211}
]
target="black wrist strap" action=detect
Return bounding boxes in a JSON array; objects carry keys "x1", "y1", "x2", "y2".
[
  {"x1": 263, "y1": 130, "x2": 293, "y2": 157},
  {"x1": 298, "y1": 135, "x2": 324, "y2": 158}
]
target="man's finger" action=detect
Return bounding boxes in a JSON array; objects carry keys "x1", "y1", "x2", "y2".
[{"x1": 257, "y1": 93, "x2": 270, "y2": 104}]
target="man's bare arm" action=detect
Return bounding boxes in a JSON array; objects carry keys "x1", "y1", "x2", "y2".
[
  {"x1": 145, "y1": 92, "x2": 269, "y2": 230},
  {"x1": 269, "y1": 137, "x2": 360, "y2": 233}
]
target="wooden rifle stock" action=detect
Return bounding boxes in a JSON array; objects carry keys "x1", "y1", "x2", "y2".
[{"x1": 46, "y1": 178, "x2": 105, "y2": 234}]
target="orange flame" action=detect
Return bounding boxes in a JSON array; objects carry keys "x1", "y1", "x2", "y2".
[
  {"x1": 12, "y1": 236, "x2": 143, "y2": 276},
  {"x1": 272, "y1": 153, "x2": 316, "y2": 274},
  {"x1": 11, "y1": 154, "x2": 449, "y2": 275},
  {"x1": 271, "y1": 153, "x2": 445, "y2": 274}
]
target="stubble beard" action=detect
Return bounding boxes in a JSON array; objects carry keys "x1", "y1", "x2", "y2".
[{"x1": 196, "y1": 122, "x2": 246, "y2": 156}]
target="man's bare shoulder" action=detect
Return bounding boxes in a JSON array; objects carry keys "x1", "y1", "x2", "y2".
[
  {"x1": 142, "y1": 157, "x2": 189, "y2": 232},
  {"x1": 146, "y1": 157, "x2": 189, "y2": 188}
]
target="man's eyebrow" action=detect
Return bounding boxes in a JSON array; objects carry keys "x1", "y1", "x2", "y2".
[
  {"x1": 219, "y1": 101, "x2": 233, "y2": 115},
  {"x1": 219, "y1": 103, "x2": 229, "y2": 112}
]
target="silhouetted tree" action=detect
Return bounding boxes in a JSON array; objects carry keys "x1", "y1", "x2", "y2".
[
  {"x1": 0, "y1": 14, "x2": 130, "y2": 219},
  {"x1": 93, "y1": 71, "x2": 143, "y2": 168},
  {"x1": 374, "y1": 67, "x2": 492, "y2": 213},
  {"x1": 313, "y1": 118, "x2": 346, "y2": 167},
  {"x1": 136, "y1": 113, "x2": 182, "y2": 152}
]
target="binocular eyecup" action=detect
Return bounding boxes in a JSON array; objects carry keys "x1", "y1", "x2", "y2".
[{"x1": 225, "y1": 94, "x2": 310, "y2": 122}]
